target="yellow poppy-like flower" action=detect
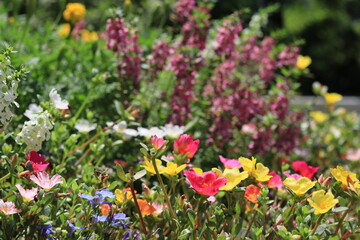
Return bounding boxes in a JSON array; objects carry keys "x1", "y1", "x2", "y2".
[
  {"x1": 310, "y1": 111, "x2": 328, "y2": 124},
  {"x1": 283, "y1": 177, "x2": 316, "y2": 196},
  {"x1": 323, "y1": 93, "x2": 343, "y2": 105},
  {"x1": 160, "y1": 162, "x2": 186, "y2": 176},
  {"x1": 63, "y1": 3, "x2": 86, "y2": 24},
  {"x1": 330, "y1": 166, "x2": 359, "y2": 188},
  {"x1": 58, "y1": 23, "x2": 71, "y2": 38},
  {"x1": 212, "y1": 168, "x2": 249, "y2": 191},
  {"x1": 81, "y1": 29, "x2": 98, "y2": 42},
  {"x1": 238, "y1": 157, "x2": 272, "y2": 182},
  {"x1": 141, "y1": 158, "x2": 162, "y2": 175},
  {"x1": 307, "y1": 190, "x2": 338, "y2": 215},
  {"x1": 115, "y1": 188, "x2": 133, "y2": 204},
  {"x1": 296, "y1": 55, "x2": 312, "y2": 70}
]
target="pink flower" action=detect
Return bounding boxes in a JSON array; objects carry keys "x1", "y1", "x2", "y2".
[
  {"x1": 173, "y1": 134, "x2": 200, "y2": 159},
  {"x1": 151, "y1": 135, "x2": 167, "y2": 151},
  {"x1": 26, "y1": 151, "x2": 49, "y2": 173},
  {"x1": 292, "y1": 161, "x2": 319, "y2": 179},
  {"x1": 183, "y1": 169, "x2": 226, "y2": 196},
  {"x1": 15, "y1": 184, "x2": 38, "y2": 202},
  {"x1": 0, "y1": 199, "x2": 21, "y2": 215},
  {"x1": 219, "y1": 155, "x2": 241, "y2": 169},
  {"x1": 283, "y1": 170, "x2": 301, "y2": 180},
  {"x1": 266, "y1": 171, "x2": 283, "y2": 188},
  {"x1": 30, "y1": 172, "x2": 63, "y2": 191},
  {"x1": 344, "y1": 148, "x2": 360, "y2": 161}
]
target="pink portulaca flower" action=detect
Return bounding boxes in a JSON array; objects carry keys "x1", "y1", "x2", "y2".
[
  {"x1": 292, "y1": 161, "x2": 319, "y2": 179},
  {"x1": 26, "y1": 151, "x2": 49, "y2": 173},
  {"x1": 266, "y1": 171, "x2": 283, "y2": 188},
  {"x1": 0, "y1": 199, "x2": 21, "y2": 215},
  {"x1": 183, "y1": 169, "x2": 226, "y2": 196},
  {"x1": 219, "y1": 155, "x2": 241, "y2": 169},
  {"x1": 151, "y1": 135, "x2": 167, "y2": 151},
  {"x1": 283, "y1": 170, "x2": 301, "y2": 180},
  {"x1": 15, "y1": 184, "x2": 38, "y2": 202},
  {"x1": 30, "y1": 172, "x2": 63, "y2": 191},
  {"x1": 173, "y1": 134, "x2": 200, "y2": 159}
]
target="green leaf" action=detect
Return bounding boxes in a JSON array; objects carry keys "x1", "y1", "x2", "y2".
[
  {"x1": 116, "y1": 164, "x2": 129, "y2": 182},
  {"x1": 332, "y1": 207, "x2": 348, "y2": 213},
  {"x1": 315, "y1": 224, "x2": 327, "y2": 235},
  {"x1": 133, "y1": 169, "x2": 147, "y2": 180}
]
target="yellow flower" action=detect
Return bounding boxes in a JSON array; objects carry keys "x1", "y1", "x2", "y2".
[
  {"x1": 212, "y1": 168, "x2": 248, "y2": 191},
  {"x1": 283, "y1": 177, "x2": 316, "y2": 196},
  {"x1": 141, "y1": 158, "x2": 162, "y2": 175},
  {"x1": 160, "y1": 162, "x2": 186, "y2": 175},
  {"x1": 238, "y1": 157, "x2": 272, "y2": 182},
  {"x1": 330, "y1": 166, "x2": 359, "y2": 188},
  {"x1": 58, "y1": 23, "x2": 71, "y2": 38},
  {"x1": 81, "y1": 29, "x2": 98, "y2": 42},
  {"x1": 310, "y1": 111, "x2": 328, "y2": 124},
  {"x1": 307, "y1": 190, "x2": 338, "y2": 215},
  {"x1": 63, "y1": 3, "x2": 86, "y2": 24},
  {"x1": 125, "y1": 0, "x2": 132, "y2": 5},
  {"x1": 296, "y1": 55, "x2": 312, "y2": 70},
  {"x1": 115, "y1": 188, "x2": 133, "y2": 204},
  {"x1": 323, "y1": 93, "x2": 342, "y2": 105}
]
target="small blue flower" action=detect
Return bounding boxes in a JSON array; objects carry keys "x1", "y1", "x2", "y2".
[
  {"x1": 37, "y1": 225, "x2": 56, "y2": 235},
  {"x1": 96, "y1": 189, "x2": 116, "y2": 199},
  {"x1": 67, "y1": 220, "x2": 86, "y2": 235},
  {"x1": 92, "y1": 214, "x2": 107, "y2": 224}
]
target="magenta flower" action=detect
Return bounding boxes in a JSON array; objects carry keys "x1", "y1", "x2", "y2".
[
  {"x1": 15, "y1": 184, "x2": 38, "y2": 202},
  {"x1": 283, "y1": 170, "x2": 301, "y2": 180},
  {"x1": 151, "y1": 135, "x2": 167, "y2": 151},
  {"x1": 173, "y1": 134, "x2": 200, "y2": 159},
  {"x1": 266, "y1": 171, "x2": 283, "y2": 188},
  {"x1": 0, "y1": 199, "x2": 21, "y2": 215},
  {"x1": 30, "y1": 172, "x2": 63, "y2": 191},
  {"x1": 184, "y1": 169, "x2": 226, "y2": 196},
  {"x1": 219, "y1": 155, "x2": 241, "y2": 169},
  {"x1": 292, "y1": 161, "x2": 320, "y2": 179},
  {"x1": 26, "y1": 151, "x2": 49, "y2": 173}
]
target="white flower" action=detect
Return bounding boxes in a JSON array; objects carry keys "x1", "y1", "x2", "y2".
[
  {"x1": 161, "y1": 124, "x2": 185, "y2": 138},
  {"x1": 24, "y1": 104, "x2": 43, "y2": 119},
  {"x1": 137, "y1": 127, "x2": 166, "y2": 138},
  {"x1": 122, "y1": 128, "x2": 138, "y2": 140},
  {"x1": 16, "y1": 111, "x2": 53, "y2": 152},
  {"x1": 49, "y1": 88, "x2": 69, "y2": 110},
  {"x1": 75, "y1": 119, "x2": 97, "y2": 133}
]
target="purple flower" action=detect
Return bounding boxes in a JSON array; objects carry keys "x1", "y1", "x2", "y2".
[
  {"x1": 80, "y1": 189, "x2": 115, "y2": 207},
  {"x1": 92, "y1": 214, "x2": 108, "y2": 224},
  {"x1": 96, "y1": 189, "x2": 116, "y2": 199},
  {"x1": 37, "y1": 225, "x2": 56, "y2": 235},
  {"x1": 67, "y1": 221, "x2": 86, "y2": 235}
]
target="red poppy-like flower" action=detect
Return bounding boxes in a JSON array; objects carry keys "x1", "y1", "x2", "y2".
[
  {"x1": 245, "y1": 185, "x2": 261, "y2": 203},
  {"x1": 26, "y1": 151, "x2": 49, "y2": 173},
  {"x1": 173, "y1": 134, "x2": 200, "y2": 159},
  {"x1": 183, "y1": 169, "x2": 226, "y2": 196},
  {"x1": 292, "y1": 161, "x2": 319, "y2": 179},
  {"x1": 266, "y1": 171, "x2": 283, "y2": 188}
]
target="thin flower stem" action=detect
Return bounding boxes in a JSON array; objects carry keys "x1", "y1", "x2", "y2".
[
  {"x1": 244, "y1": 209, "x2": 258, "y2": 238},
  {"x1": 0, "y1": 172, "x2": 11, "y2": 182},
  {"x1": 311, "y1": 214, "x2": 325, "y2": 236},
  {"x1": 129, "y1": 170, "x2": 148, "y2": 235},
  {"x1": 150, "y1": 156, "x2": 177, "y2": 220},
  {"x1": 334, "y1": 202, "x2": 352, "y2": 235}
]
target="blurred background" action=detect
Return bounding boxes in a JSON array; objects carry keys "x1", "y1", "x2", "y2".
[{"x1": 2, "y1": 0, "x2": 360, "y2": 95}]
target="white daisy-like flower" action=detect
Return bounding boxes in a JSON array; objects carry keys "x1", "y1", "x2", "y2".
[
  {"x1": 122, "y1": 128, "x2": 138, "y2": 140},
  {"x1": 161, "y1": 124, "x2": 185, "y2": 139},
  {"x1": 137, "y1": 126, "x2": 166, "y2": 139},
  {"x1": 24, "y1": 104, "x2": 43, "y2": 120},
  {"x1": 75, "y1": 119, "x2": 97, "y2": 133},
  {"x1": 49, "y1": 88, "x2": 69, "y2": 110}
]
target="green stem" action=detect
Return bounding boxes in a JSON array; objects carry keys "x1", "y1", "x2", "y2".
[
  {"x1": 311, "y1": 214, "x2": 325, "y2": 236},
  {"x1": 244, "y1": 209, "x2": 258, "y2": 238},
  {"x1": 334, "y1": 203, "x2": 352, "y2": 235},
  {"x1": 129, "y1": 174, "x2": 148, "y2": 235},
  {"x1": 150, "y1": 157, "x2": 176, "y2": 220},
  {"x1": 0, "y1": 172, "x2": 11, "y2": 182}
]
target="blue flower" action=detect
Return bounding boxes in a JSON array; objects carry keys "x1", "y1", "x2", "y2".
[
  {"x1": 92, "y1": 214, "x2": 108, "y2": 224},
  {"x1": 37, "y1": 225, "x2": 56, "y2": 235},
  {"x1": 96, "y1": 189, "x2": 116, "y2": 199},
  {"x1": 67, "y1": 220, "x2": 86, "y2": 235},
  {"x1": 80, "y1": 189, "x2": 115, "y2": 207},
  {"x1": 79, "y1": 194, "x2": 99, "y2": 208}
]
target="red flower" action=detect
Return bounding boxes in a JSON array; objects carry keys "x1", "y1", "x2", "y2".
[
  {"x1": 266, "y1": 171, "x2": 283, "y2": 188},
  {"x1": 173, "y1": 134, "x2": 200, "y2": 159},
  {"x1": 292, "y1": 161, "x2": 319, "y2": 179},
  {"x1": 183, "y1": 169, "x2": 226, "y2": 196},
  {"x1": 245, "y1": 185, "x2": 261, "y2": 203},
  {"x1": 26, "y1": 151, "x2": 49, "y2": 173}
]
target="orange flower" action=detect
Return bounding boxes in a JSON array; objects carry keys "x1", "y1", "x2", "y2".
[
  {"x1": 245, "y1": 185, "x2": 261, "y2": 203},
  {"x1": 137, "y1": 199, "x2": 156, "y2": 216},
  {"x1": 100, "y1": 204, "x2": 111, "y2": 216}
]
